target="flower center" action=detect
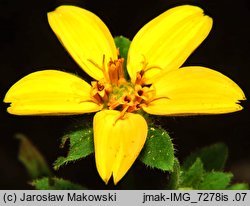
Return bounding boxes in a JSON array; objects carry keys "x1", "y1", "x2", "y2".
[{"x1": 90, "y1": 57, "x2": 155, "y2": 117}]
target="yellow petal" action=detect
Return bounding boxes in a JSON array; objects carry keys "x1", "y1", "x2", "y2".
[
  {"x1": 143, "y1": 66, "x2": 246, "y2": 115},
  {"x1": 127, "y1": 5, "x2": 212, "y2": 83},
  {"x1": 48, "y1": 5, "x2": 117, "y2": 80},
  {"x1": 93, "y1": 110, "x2": 148, "y2": 184},
  {"x1": 4, "y1": 70, "x2": 102, "y2": 115}
]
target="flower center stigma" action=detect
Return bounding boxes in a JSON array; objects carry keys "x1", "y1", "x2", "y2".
[{"x1": 89, "y1": 55, "x2": 156, "y2": 118}]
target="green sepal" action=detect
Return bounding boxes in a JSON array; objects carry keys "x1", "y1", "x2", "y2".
[
  {"x1": 114, "y1": 36, "x2": 131, "y2": 79},
  {"x1": 16, "y1": 134, "x2": 51, "y2": 179},
  {"x1": 198, "y1": 172, "x2": 233, "y2": 189},
  {"x1": 167, "y1": 158, "x2": 181, "y2": 189},
  {"x1": 182, "y1": 143, "x2": 228, "y2": 171},
  {"x1": 180, "y1": 158, "x2": 204, "y2": 189},
  {"x1": 54, "y1": 128, "x2": 94, "y2": 170},
  {"x1": 139, "y1": 127, "x2": 174, "y2": 171},
  {"x1": 32, "y1": 177, "x2": 85, "y2": 190},
  {"x1": 227, "y1": 183, "x2": 249, "y2": 190}
]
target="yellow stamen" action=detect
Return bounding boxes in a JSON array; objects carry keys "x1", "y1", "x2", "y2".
[
  {"x1": 91, "y1": 80, "x2": 111, "y2": 103},
  {"x1": 108, "y1": 60, "x2": 119, "y2": 85},
  {"x1": 117, "y1": 58, "x2": 125, "y2": 79},
  {"x1": 88, "y1": 55, "x2": 110, "y2": 82},
  {"x1": 108, "y1": 58, "x2": 125, "y2": 85},
  {"x1": 134, "y1": 55, "x2": 163, "y2": 85},
  {"x1": 113, "y1": 105, "x2": 129, "y2": 125}
]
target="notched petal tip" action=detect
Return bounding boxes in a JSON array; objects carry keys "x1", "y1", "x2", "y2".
[
  {"x1": 145, "y1": 66, "x2": 246, "y2": 116},
  {"x1": 94, "y1": 110, "x2": 148, "y2": 185},
  {"x1": 127, "y1": 4, "x2": 213, "y2": 83},
  {"x1": 47, "y1": 5, "x2": 117, "y2": 81},
  {"x1": 4, "y1": 70, "x2": 101, "y2": 115}
]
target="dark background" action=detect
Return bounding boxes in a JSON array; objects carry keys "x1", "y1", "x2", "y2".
[{"x1": 0, "y1": 0, "x2": 250, "y2": 189}]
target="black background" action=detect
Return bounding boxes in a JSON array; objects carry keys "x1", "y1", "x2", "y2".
[{"x1": 0, "y1": 0, "x2": 250, "y2": 189}]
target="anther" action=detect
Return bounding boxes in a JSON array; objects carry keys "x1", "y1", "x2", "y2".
[
  {"x1": 91, "y1": 81, "x2": 110, "y2": 103},
  {"x1": 97, "y1": 83, "x2": 104, "y2": 91},
  {"x1": 124, "y1": 95, "x2": 131, "y2": 103},
  {"x1": 108, "y1": 58, "x2": 125, "y2": 86},
  {"x1": 137, "y1": 90, "x2": 143, "y2": 96},
  {"x1": 117, "y1": 58, "x2": 125, "y2": 80},
  {"x1": 108, "y1": 61, "x2": 119, "y2": 85}
]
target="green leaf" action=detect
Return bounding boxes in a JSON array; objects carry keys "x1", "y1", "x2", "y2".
[
  {"x1": 114, "y1": 36, "x2": 131, "y2": 61},
  {"x1": 167, "y1": 158, "x2": 181, "y2": 189},
  {"x1": 227, "y1": 183, "x2": 249, "y2": 190},
  {"x1": 32, "y1": 177, "x2": 85, "y2": 189},
  {"x1": 198, "y1": 172, "x2": 233, "y2": 189},
  {"x1": 16, "y1": 134, "x2": 51, "y2": 179},
  {"x1": 54, "y1": 128, "x2": 94, "y2": 170},
  {"x1": 181, "y1": 158, "x2": 204, "y2": 189},
  {"x1": 182, "y1": 143, "x2": 228, "y2": 171},
  {"x1": 139, "y1": 127, "x2": 174, "y2": 171},
  {"x1": 114, "y1": 36, "x2": 131, "y2": 79}
]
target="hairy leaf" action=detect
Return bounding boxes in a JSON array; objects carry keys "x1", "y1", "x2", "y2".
[
  {"x1": 198, "y1": 172, "x2": 233, "y2": 189},
  {"x1": 32, "y1": 177, "x2": 85, "y2": 189},
  {"x1": 54, "y1": 128, "x2": 93, "y2": 170},
  {"x1": 139, "y1": 127, "x2": 174, "y2": 171},
  {"x1": 183, "y1": 143, "x2": 228, "y2": 171},
  {"x1": 181, "y1": 158, "x2": 204, "y2": 188}
]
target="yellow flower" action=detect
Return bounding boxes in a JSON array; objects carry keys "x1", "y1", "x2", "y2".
[{"x1": 4, "y1": 5, "x2": 245, "y2": 184}]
